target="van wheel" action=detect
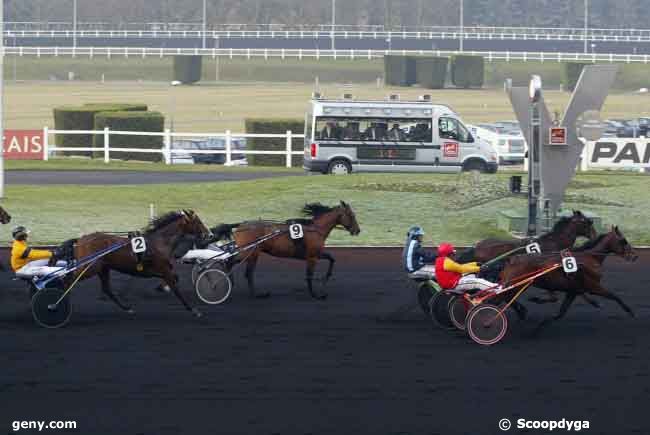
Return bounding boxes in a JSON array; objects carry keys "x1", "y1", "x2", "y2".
[
  {"x1": 328, "y1": 159, "x2": 351, "y2": 175},
  {"x1": 463, "y1": 159, "x2": 487, "y2": 173}
]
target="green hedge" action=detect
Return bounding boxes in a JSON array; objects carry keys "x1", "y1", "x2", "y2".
[
  {"x1": 562, "y1": 62, "x2": 590, "y2": 92},
  {"x1": 384, "y1": 55, "x2": 417, "y2": 87},
  {"x1": 450, "y1": 55, "x2": 485, "y2": 88},
  {"x1": 173, "y1": 55, "x2": 203, "y2": 84},
  {"x1": 53, "y1": 103, "x2": 148, "y2": 156},
  {"x1": 415, "y1": 57, "x2": 448, "y2": 89},
  {"x1": 93, "y1": 111, "x2": 165, "y2": 162},
  {"x1": 245, "y1": 118, "x2": 305, "y2": 167}
]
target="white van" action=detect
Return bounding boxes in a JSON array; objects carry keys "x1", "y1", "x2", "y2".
[{"x1": 302, "y1": 94, "x2": 498, "y2": 175}]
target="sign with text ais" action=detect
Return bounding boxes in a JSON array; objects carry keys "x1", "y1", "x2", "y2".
[{"x1": 3, "y1": 130, "x2": 45, "y2": 160}]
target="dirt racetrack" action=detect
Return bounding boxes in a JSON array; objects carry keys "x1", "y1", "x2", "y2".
[{"x1": 0, "y1": 248, "x2": 648, "y2": 435}]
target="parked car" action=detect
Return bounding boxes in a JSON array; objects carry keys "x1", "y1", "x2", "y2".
[
  {"x1": 470, "y1": 123, "x2": 526, "y2": 164},
  {"x1": 171, "y1": 137, "x2": 248, "y2": 165},
  {"x1": 191, "y1": 137, "x2": 247, "y2": 165}
]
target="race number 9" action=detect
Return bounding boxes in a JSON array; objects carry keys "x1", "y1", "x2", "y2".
[
  {"x1": 289, "y1": 224, "x2": 304, "y2": 240},
  {"x1": 131, "y1": 237, "x2": 147, "y2": 254},
  {"x1": 525, "y1": 243, "x2": 542, "y2": 254},
  {"x1": 562, "y1": 256, "x2": 578, "y2": 273}
]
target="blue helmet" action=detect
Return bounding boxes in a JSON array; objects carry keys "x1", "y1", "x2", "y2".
[{"x1": 407, "y1": 226, "x2": 424, "y2": 239}]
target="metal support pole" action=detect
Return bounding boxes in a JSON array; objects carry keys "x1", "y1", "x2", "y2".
[
  {"x1": 202, "y1": 0, "x2": 207, "y2": 49},
  {"x1": 73, "y1": 0, "x2": 78, "y2": 49},
  {"x1": 331, "y1": 0, "x2": 336, "y2": 51},
  {"x1": 0, "y1": 1, "x2": 5, "y2": 198},
  {"x1": 583, "y1": 0, "x2": 588, "y2": 54},
  {"x1": 459, "y1": 0, "x2": 464, "y2": 52}
]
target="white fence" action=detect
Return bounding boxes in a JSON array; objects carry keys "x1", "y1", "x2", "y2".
[
  {"x1": 7, "y1": 23, "x2": 650, "y2": 42},
  {"x1": 43, "y1": 127, "x2": 305, "y2": 168},
  {"x1": 7, "y1": 47, "x2": 650, "y2": 63}
]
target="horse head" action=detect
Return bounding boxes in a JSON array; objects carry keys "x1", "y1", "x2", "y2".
[
  {"x1": 0, "y1": 206, "x2": 11, "y2": 225},
  {"x1": 337, "y1": 201, "x2": 361, "y2": 236},
  {"x1": 180, "y1": 209, "x2": 211, "y2": 240},
  {"x1": 607, "y1": 226, "x2": 638, "y2": 262}
]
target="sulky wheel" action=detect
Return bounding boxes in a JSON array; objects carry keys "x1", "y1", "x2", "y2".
[
  {"x1": 448, "y1": 295, "x2": 472, "y2": 331},
  {"x1": 465, "y1": 304, "x2": 508, "y2": 346},
  {"x1": 428, "y1": 292, "x2": 455, "y2": 330},
  {"x1": 31, "y1": 287, "x2": 72, "y2": 329},
  {"x1": 417, "y1": 283, "x2": 437, "y2": 315},
  {"x1": 195, "y1": 267, "x2": 232, "y2": 305}
]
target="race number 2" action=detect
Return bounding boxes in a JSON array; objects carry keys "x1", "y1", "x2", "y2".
[
  {"x1": 525, "y1": 243, "x2": 542, "y2": 254},
  {"x1": 562, "y1": 256, "x2": 578, "y2": 273},
  {"x1": 131, "y1": 237, "x2": 147, "y2": 254},
  {"x1": 289, "y1": 224, "x2": 304, "y2": 240}
]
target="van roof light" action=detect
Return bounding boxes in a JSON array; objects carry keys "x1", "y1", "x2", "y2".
[
  {"x1": 312, "y1": 92, "x2": 322, "y2": 99},
  {"x1": 388, "y1": 94, "x2": 400, "y2": 101},
  {"x1": 419, "y1": 94, "x2": 432, "y2": 101},
  {"x1": 342, "y1": 93, "x2": 353, "y2": 100}
]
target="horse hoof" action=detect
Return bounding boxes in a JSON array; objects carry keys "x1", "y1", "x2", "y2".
[
  {"x1": 155, "y1": 284, "x2": 171, "y2": 293},
  {"x1": 126, "y1": 308, "x2": 136, "y2": 315},
  {"x1": 192, "y1": 308, "x2": 203, "y2": 318}
]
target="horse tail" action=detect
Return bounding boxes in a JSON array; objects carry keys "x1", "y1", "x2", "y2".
[
  {"x1": 211, "y1": 223, "x2": 239, "y2": 241},
  {"x1": 455, "y1": 247, "x2": 476, "y2": 263}
]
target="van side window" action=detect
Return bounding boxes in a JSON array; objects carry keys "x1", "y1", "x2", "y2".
[
  {"x1": 315, "y1": 117, "x2": 432, "y2": 143},
  {"x1": 439, "y1": 117, "x2": 471, "y2": 142}
]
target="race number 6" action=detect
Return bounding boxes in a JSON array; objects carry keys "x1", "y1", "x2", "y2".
[
  {"x1": 289, "y1": 224, "x2": 304, "y2": 240},
  {"x1": 562, "y1": 256, "x2": 578, "y2": 273},
  {"x1": 525, "y1": 243, "x2": 542, "y2": 254},
  {"x1": 131, "y1": 237, "x2": 147, "y2": 254}
]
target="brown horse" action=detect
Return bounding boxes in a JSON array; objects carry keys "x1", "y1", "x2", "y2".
[
  {"x1": 457, "y1": 210, "x2": 597, "y2": 265},
  {"x1": 499, "y1": 226, "x2": 638, "y2": 334},
  {"x1": 55, "y1": 210, "x2": 211, "y2": 317},
  {"x1": 212, "y1": 201, "x2": 361, "y2": 300},
  {"x1": 0, "y1": 205, "x2": 11, "y2": 224}
]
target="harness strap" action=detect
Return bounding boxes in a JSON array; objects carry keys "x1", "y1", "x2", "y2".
[{"x1": 20, "y1": 247, "x2": 32, "y2": 259}]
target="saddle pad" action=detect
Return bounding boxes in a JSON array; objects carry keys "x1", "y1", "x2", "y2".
[{"x1": 181, "y1": 248, "x2": 228, "y2": 263}]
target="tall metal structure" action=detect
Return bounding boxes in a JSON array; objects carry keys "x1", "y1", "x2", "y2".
[
  {"x1": 507, "y1": 65, "x2": 618, "y2": 235},
  {"x1": 0, "y1": 0, "x2": 4, "y2": 198}
]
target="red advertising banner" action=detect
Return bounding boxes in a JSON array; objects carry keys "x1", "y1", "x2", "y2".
[
  {"x1": 3, "y1": 130, "x2": 45, "y2": 160},
  {"x1": 549, "y1": 127, "x2": 567, "y2": 145},
  {"x1": 443, "y1": 142, "x2": 459, "y2": 158}
]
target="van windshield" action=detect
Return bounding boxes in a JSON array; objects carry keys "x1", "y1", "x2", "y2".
[
  {"x1": 439, "y1": 117, "x2": 472, "y2": 142},
  {"x1": 315, "y1": 117, "x2": 432, "y2": 143}
]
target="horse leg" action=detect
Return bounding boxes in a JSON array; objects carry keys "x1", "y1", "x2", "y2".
[
  {"x1": 320, "y1": 251, "x2": 336, "y2": 284},
  {"x1": 306, "y1": 257, "x2": 327, "y2": 300},
  {"x1": 98, "y1": 267, "x2": 134, "y2": 313},
  {"x1": 245, "y1": 253, "x2": 269, "y2": 299},
  {"x1": 531, "y1": 291, "x2": 577, "y2": 336},
  {"x1": 588, "y1": 283, "x2": 634, "y2": 317},
  {"x1": 162, "y1": 268, "x2": 202, "y2": 318},
  {"x1": 511, "y1": 301, "x2": 528, "y2": 321},
  {"x1": 581, "y1": 293, "x2": 601, "y2": 309}
]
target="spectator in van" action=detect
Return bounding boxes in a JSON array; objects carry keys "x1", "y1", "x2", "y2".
[
  {"x1": 321, "y1": 121, "x2": 341, "y2": 140},
  {"x1": 363, "y1": 122, "x2": 379, "y2": 141},
  {"x1": 439, "y1": 118, "x2": 459, "y2": 140},
  {"x1": 410, "y1": 123, "x2": 431, "y2": 142},
  {"x1": 375, "y1": 122, "x2": 388, "y2": 140},
  {"x1": 388, "y1": 123, "x2": 405, "y2": 141},
  {"x1": 343, "y1": 122, "x2": 361, "y2": 140}
]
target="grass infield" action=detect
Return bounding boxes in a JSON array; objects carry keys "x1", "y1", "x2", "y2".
[{"x1": 2, "y1": 169, "x2": 648, "y2": 246}]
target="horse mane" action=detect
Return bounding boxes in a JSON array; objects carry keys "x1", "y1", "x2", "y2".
[
  {"x1": 145, "y1": 210, "x2": 185, "y2": 234},
  {"x1": 301, "y1": 202, "x2": 336, "y2": 218},
  {"x1": 574, "y1": 233, "x2": 607, "y2": 251}
]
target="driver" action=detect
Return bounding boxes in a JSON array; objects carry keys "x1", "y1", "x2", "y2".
[
  {"x1": 10, "y1": 226, "x2": 54, "y2": 274},
  {"x1": 435, "y1": 243, "x2": 499, "y2": 292},
  {"x1": 403, "y1": 226, "x2": 436, "y2": 276}
]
